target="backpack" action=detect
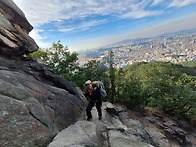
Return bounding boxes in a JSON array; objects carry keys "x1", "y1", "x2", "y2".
[{"x1": 99, "y1": 81, "x2": 107, "y2": 97}]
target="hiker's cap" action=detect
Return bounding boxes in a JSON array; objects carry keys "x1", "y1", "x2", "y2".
[{"x1": 85, "y1": 80, "x2": 91, "y2": 85}]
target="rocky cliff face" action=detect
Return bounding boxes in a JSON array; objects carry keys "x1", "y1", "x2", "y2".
[
  {"x1": 0, "y1": 0, "x2": 38, "y2": 56},
  {"x1": 0, "y1": 0, "x2": 87, "y2": 146}
]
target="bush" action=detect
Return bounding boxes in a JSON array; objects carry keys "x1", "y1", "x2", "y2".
[{"x1": 118, "y1": 61, "x2": 196, "y2": 120}]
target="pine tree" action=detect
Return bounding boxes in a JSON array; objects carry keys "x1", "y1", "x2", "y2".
[
  {"x1": 116, "y1": 68, "x2": 123, "y2": 102},
  {"x1": 109, "y1": 50, "x2": 115, "y2": 103}
]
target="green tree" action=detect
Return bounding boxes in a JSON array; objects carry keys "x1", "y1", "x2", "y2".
[
  {"x1": 120, "y1": 61, "x2": 196, "y2": 119},
  {"x1": 108, "y1": 50, "x2": 116, "y2": 103},
  {"x1": 31, "y1": 40, "x2": 79, "y2": 80},
  {"x1": 74, "y1": 59, "x2": 108, "y2": 90},
  {"x1": 116, "y1": 68, "x2": 123, "y2": 102}
]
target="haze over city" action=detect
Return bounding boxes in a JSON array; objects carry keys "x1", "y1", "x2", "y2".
[{"x1": 13, "y1": 0, "x2": 196, "y2": 52}]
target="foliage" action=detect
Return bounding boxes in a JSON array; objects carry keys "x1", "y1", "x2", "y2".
[
  {"x1": 31, "y1": 41, "x2": 79, "y2": 80},
  {"x1": 108, "y1": 50, "x2": 116, "y2": 103},
  {"x1": 31, "y1": 41, "x2": 108, "y2": 93},
  {"x1": 116, "y1": 68, "x2": 123, "y2": 102},
  {"x1": 74, "y1": 60, "x2": 108, "y2": 90},
  {"x1": 178, "y1": 61, "x2": 196, "y2": 68},
  {"x1": 117, "y1": 61, "x2": 196, "y2": 119}
]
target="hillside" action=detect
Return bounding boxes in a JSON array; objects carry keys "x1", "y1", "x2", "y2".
[
  {"x1": 124, "y1": 61, "x2": 196, "y2": 77},
  {"x1": 178, "y1": 61, "x2": 196, "y2": 67},
  {"x1": 118, "y1": 61, "x2": 196, "y2": 121}
]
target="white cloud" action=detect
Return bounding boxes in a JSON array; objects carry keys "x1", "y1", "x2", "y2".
[
  {"x1": 12, "y1": 0, "x2": 159, "y2": 27},
  {"x1": 13, "y1": 0, "x2": 62, "y2": 26},
  {"x1": 59, "y1": 28, "x2": 76, "y2": 32},
  {"x1": 151, "y1": 0, "x2": 164, "y2": 6},
  {"x1": 12, "y1": 0, "x2": 196, "y2": 28},
  {"x1": 29, "y1": 29, "x2": 45, "y2": 40},
  {"x1": 78, "y1": 19, "x2": 108, "y2": 30},
  {"x1": 12, "y1": 0, "x2": 196, "y2": 51},
  {"x1": 36, "y1": 41, "x2": 51, "y2": 49},
  {"x1": 121, "y1": 10, "x2": 163, "y2": 19},
  {"x1": 29, "y1": 29, "x2": 50, "y2": 48},
  {"x1": 58, "y1": 19, "x2": 108, "y2": 32},
  {"x1": 168, "y1": 0, "x2": 196, "y2": 7}
]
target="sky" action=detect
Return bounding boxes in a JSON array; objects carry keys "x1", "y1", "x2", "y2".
[{"x1": 12, "y1": 0, "x2": 196, "y2": 52}]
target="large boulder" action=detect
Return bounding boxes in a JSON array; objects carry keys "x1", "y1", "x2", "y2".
[
  {"x1": 0, "y1": 0, "x2": 38, "y2": 56},
  {"x1": 0, "y1": 56, "x2": 88, "y2": 147},
  {"x1": 48, "y1": 121, "x2": 98, "y2": 147},
  {"x1": 0, "y1": 0, "x2": 87, "y2": 146}
]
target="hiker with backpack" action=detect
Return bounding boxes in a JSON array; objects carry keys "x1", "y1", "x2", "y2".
[{"x1": 83, "y1": 80, "x2": 107, "y2": 121}]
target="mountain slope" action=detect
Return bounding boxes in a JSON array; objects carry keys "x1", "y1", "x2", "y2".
[{"x1": 118, "y1": 61, "x2": 196, "y2": 120}]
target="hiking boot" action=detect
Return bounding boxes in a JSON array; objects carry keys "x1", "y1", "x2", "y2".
[
  {"x1": 87, "y1": 118, "x2": 92, "y2": 121},
  {"x1": 99, "y1": 116, "x2": 103, "y2": 120}
]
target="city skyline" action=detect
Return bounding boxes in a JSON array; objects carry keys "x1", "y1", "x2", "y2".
[
  {"x1": 78, "y1": 30, "x2": 196, "y2": 68},
  {"x1": 13, "y1": 0, "x2": 196, "y2": 52}
]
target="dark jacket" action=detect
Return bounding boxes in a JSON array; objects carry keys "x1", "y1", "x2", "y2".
[{"x1": 84, "y1": 81, "x2": 102, "y2": 105}]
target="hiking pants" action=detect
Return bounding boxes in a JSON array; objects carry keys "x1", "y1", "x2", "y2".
[{"x1": 86, "y1": 101, "x2": 102, "y2": 119}]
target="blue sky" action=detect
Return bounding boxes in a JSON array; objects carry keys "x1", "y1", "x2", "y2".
[{"x1": 13, "y1": 0, "x2": 196, "y2": 52}]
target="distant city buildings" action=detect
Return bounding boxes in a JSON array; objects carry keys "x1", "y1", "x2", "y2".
[{"x1": 78, "y1": 31, "x2": 196, "y2": 68}]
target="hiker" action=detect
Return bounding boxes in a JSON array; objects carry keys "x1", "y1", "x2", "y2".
[{"x1": 83, "y1": 80, "x2": 102, "y2": 121}]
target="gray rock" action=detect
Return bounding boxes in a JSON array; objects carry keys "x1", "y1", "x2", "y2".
[
  {"x1": 178, "y1": 120, "x2": 195, "y2": 133},
  {"x1": 125, "y1": 128, "x2": 147, "y2": 143},
  {"x1": 0, "y1": 66, "x2": 87, "y2": 146},
  {"x1": 47, "y1": 102, "x2": 196, "y2": 147},
  {"x1": 146, "y1": 130, "x2": 171, "y2": 147},
  {"x1": 0, "y1": 95, "x2": 56, "y2": 147},
  {"x1": 108, "y1": 129, "x2": 129, "y2": 138},
  {"x1": 114, "y1": 104, "x2": 126, "y2": 112},
  {"x1": 103, "y1": 102, "x2": 118, "y2": 115},
  {"x1": 146, "y1": 117, "x2": 156, "y2": 124},
  {"x1": 110, "y1": 115, "x2": 128, "y2": 131},
  {"x1": 0, "y1": 3, "x2": 62, "y2": 145},
  {"x1": 0, "y1": 12, "x2": 15, "y2": 31},
  {"x1": 0, "y1": 0, "x2": 38, "y2": 56},
  {"x1": 163, "y1": 121, "x2": 191, "y2": 146},
  {"x1": 0, "y1": 0, "x2": 32, "y2": 31},
  {"x1": 110, "y1": 137, "x2": 153, "y2": 147},
  {"x1": 48, "y1": 121, "x2": 98, "y2": 147},
  {"x1": 118, "y1": 110, "x2": 131, "y2": 122}
]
